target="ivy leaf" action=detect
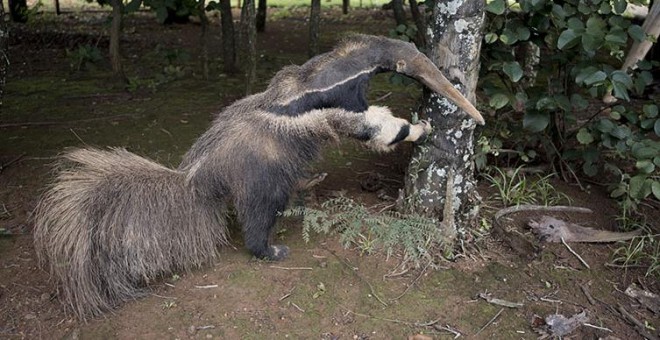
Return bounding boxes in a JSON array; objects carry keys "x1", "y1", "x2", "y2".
[
  {"x1": 489, "y1": 93, "x2": 510, "y2": 109},
  {"x1": 484, "y1": 32, "x2": 498, "y2": 44},
  {"x1": 576, "y1": 128, "x2": 594, "y2": 144},
  {"x1": 635, "y1": 160, "x2": 655, "y2": 174},
  {"x1": 523, "y1": 111, "x2": 550, "y2": 132},
  {"x1": 582, "y1": 70, "x2": 607, "y2": 86},
  {"x1": 632, "y1": 147, "x2": 657, "y2": 159},
  {"x1": 516, "y1": 27, "x2": 531, "y2": 41},
  {"x1": 502, "y1": 62, "x2": 524, "y2": 82},
  {"x1": 582, "y1": 32, "x2": 603, "y2": 52},
  {"x1": 625, "y1": 25, "x2": 645, "y2": 42},
  {"x1": 628, "y1": 175, "x2": 646, "y2": 200},
  {"x1": 486, "y1": 0, "x2": 506, "y2": 15},
  {"x1": 612, "y1": 0, "x2": 627, "y2": 14},
  {"x1": 655, "y1": 119, "x2": 660, "y2": 137},
  {"x1": 500, "y1": 28, "x2": 519, "y2": 45},
  {"x1": 558, "y1": 29, "x2": 580, "y2": 49},
  {"x1": 652, "y1": 181, "x2": 660, "y2": 200},
  {"x1": 643, "y1": 104, "x2": 658, "y2": 118}
]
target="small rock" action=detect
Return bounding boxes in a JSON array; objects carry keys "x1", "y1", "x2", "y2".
[
  {"x1": 205, "y1": 334, "x2": 213, "y2": 339},
  {"x1": 24, "y1": 313, "x2": 36, "y2": 320},
  {"x1": 188, "y1": 325, "x2": 197, "y2": 335},
  {"x1": 319, "y1": 261, "x2": 327, "y2": 268}
]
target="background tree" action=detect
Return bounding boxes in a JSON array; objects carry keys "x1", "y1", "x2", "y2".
[
  {"x1": 8, "y1": 0, "x2": 27, "y2": 23},
  {"x1": 109, "y1": 0, "x2": 126, "y2": 81},
  {"x1": 0, "y1": 0, "x2": 8, "y2": 106},
  {"x1": 256, "y1": 0, "x2": 266, "y2": 32},
  {"x1": 241, "y1": 0, "x2": 257, "y2": 93},
  {"x1": 220, "y1": 0, "x2": 237, "y2": 74},
  {"x1": 391, "y1": 0, "x2": 405, "y2": 26},
  {"x1": 308, "y1": 0, "x2": 321, "y2": 57},
  {"x1": 402, "y1": 0, "x2": 484, "y2": 246}
]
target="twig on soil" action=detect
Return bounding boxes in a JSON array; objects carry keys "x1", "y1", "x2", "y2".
[
  {"x1": 279, "y1": 287, "x2": 296, "y2": 301},
  {"x1": 323, "y1": 246, "x2": 388, "y2": 307},
  {"x1": 433, "y1": 324, "x2": 462, "y2": 338},
  {"x1": 583, "y1": 323, "x2": 612, "y2": 332},
  {"x1": 269, "y1": 265, "x2": 313, "y2": 270},
  {"x1": 196, "y1": 325, "x2": 215, "y2": 330},
  {"x1": 479, "y1": 293, "x2": 523, "y2": 308},
  {"x1": 390, "y1": 260, "x2": 431, "y2": 302},
  {"x1": 617, "y1": 304, "x2": 659, "y2": 340},
  {"x1": 0, "y1": 153, "x2": 26, "y2": 173},
  {"x1": 0, "y1": 114, "x2": 137, "y2": 128},
  {"x1": 579, "y1": 283, "x2": 596, "y2": 305},
  {"x1": 560, "y1": 237, "x2": 590, "y2": 269},
  {"x1": 164, "y1": 283, "x2": 175, "y2": 288},
  {"x1": 475, "y1": 308, "x2": 504, "y2": 335},
  {"x1": 194, "y1": 284, "x2": 218, "y2": 289},
  {"x1": 346, "y1": 309, "x2": 443, "y2": 328},
  {"x1": 69, "y1": 128, "x2": 87, "y2": 145},
  {"x1": 291, "y1": 302, "x2": 305, "y2": 313},
  {"x1": 151, "y1": 293, "x2": 177, "y2": 299}
]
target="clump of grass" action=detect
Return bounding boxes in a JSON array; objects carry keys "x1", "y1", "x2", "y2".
[
  {"x1": 611, "y1": 234, "x2": 660, "y2": 279},
  {"x1": 282, "y1": 196, "x2": 446, "y2": 267},
  {"x1": 482, "y1": 166, "x2": 571, "y2": 206}
]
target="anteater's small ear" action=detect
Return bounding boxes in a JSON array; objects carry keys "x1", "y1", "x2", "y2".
[{"x1": 396, "y1": 60, "x2": 407, "y2": 73}]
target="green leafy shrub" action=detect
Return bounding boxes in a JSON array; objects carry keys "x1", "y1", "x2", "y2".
[{"x1": 481, "y1": 0, "x2": 659, "y2": 214}]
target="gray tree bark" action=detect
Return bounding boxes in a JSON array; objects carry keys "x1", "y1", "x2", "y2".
[
  {"x1": 219, "y1": 0, "x2": 237, "y2": 74},
  {"x1": 401, "y1": 0, "x2": 484, "y2": 245},
  {"x1": 308, "y1": 0, "x2": 321, "y2": 57},
  {"x1": 0, "y1": 0, "x2": 8, "y2": 106},
  {"x1": 409, "y1": 0, "x2": 427, "y2": 48},
  {"x1": 109, "y1": 0, "x2": 126, "y2": 82},
  {"x1": 241, "y1": 0, "x2": 257, "y2": 94},
  {"x1": 391, "y1": 0, "x2": 406, "y2": 26},
  {"x1": 256, "y1": 0, "x2": 266, "y2": 32},
  {"x1": 342, "y1": 0, "x2": 349, "y2": 14},
  {"x1": 199, "y1": 0, "x2": 210, "y2": 79}
]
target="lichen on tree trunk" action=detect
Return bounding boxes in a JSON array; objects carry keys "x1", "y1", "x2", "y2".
[{"x1": 401, "y1": 0, "x2": 484, "y2": 246}]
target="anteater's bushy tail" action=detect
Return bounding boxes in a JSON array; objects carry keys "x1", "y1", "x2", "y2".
[{"x1": 33, "y1": 148, "x2": 229, "y2": 320}]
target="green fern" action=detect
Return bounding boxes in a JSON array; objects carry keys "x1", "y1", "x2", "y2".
[{"x1": 282, "y1": 197, "x2": 445, "y2": 267}]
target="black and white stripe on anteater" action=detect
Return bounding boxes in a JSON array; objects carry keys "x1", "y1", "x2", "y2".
[{"x1": 33, "y1": 34, "x2": 483, "y2": 320}]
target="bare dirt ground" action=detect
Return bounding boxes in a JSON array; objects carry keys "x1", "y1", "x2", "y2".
[{"x1": 1, "y1": 7, "x2": 659, "y2": 340}]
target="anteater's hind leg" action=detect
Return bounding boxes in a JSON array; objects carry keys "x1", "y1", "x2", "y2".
[{"x1": 235, "y1": 178, "x2": 292, "y2": 260}]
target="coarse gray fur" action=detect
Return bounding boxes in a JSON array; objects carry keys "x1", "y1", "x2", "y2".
[{"x1": 33, "y1": 34, "x2": 476, "y2": 320}]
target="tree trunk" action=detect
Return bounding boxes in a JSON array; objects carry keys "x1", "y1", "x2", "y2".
[
  {"x1": 256, "y1": 0, "x2": 266, "y2": 32},
  {"x1": 220, "y1": 0, "x2": 237, "y2": 74},
  {"x1": 55, "y1": 0, "x2": 61, "y2": 15},
  {"x1": 391, "y1": 0, "x2": 406, "y2": 26},
  {"x1": 109, "y1": 0, "x2": 126, "y2": 82},
  {"x1": 8, "y1": 0, "x2": 27, "y2": 23},
  {"x1": 0, "y1": 0, "x2": 8, "y2": 106},
  {"x1": 342, "y1": 0, "x2": 349, "y2": 14},
  {"x1": 309, "y1": 0, "x2": 321, "y2": 57},
  {"x1": 241, "y1": 0, "x2": 257, "y2": 94},
  {"x1": 199, "y1": 0, "x2": 210, "y2": 79},
  {"x1": 401, "y1": 0, "x2": 484, "y2": 247},
  {"x1": 409, "y1": 0, "x2": 426, "y2": 48}
]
